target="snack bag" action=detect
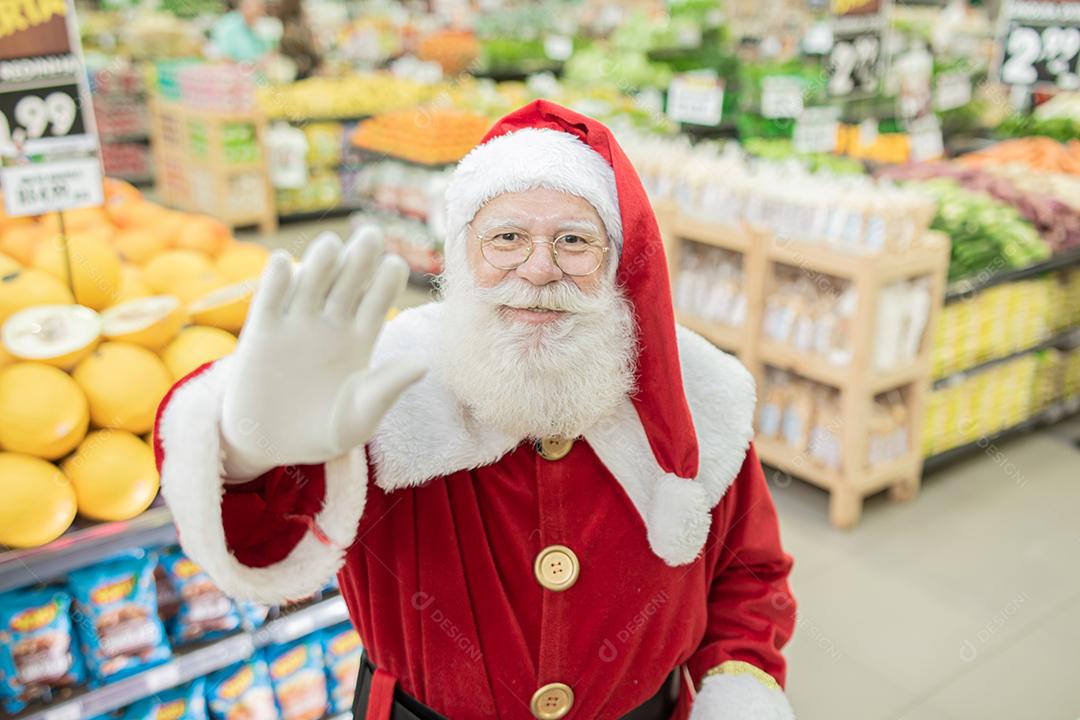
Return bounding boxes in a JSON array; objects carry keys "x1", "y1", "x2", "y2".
[
  {"x1": 236, "y1": 602, "x2": 270, "y2": 632},
  {"x1": 121, "y1": 678, "x2": 208, "y2": 720},
  {"x1": 266, "y1": 637, "x2": 327, "y2": 720},
  {"x1": 0, "y1": 588, "x2": 86, "y2": 713},
  {"x1": 68, "y1": 555, "x2": 172, "y2": 683},
  {"x1": 319, "y1": 623, "x2": 362, "y2": 715},
  {"x1": 158, "y1": 552, "x2": 241, "y2": 644},
  {"x1": 206, "y1": 654, "x2": 277, "y2": 720}
]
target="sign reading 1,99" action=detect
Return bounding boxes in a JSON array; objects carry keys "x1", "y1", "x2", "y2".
[
  {"x1": 0, "y1": 84, "x2": 83, "y2": 150},
  {"x1": 998, "y1": 0, "x2": 1080, "y2": 89}
]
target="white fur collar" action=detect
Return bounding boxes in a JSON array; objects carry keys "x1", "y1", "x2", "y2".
[{"x1": 371, "y1": 303, "x2": 756, "y2": 566}]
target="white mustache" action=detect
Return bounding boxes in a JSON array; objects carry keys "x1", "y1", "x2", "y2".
[{"x1": 471, "y1": 277, "x2": 612, "y2": 315}]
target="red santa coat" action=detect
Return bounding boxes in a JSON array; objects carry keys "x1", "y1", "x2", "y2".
[{"x1": 153, "y1": 303, "x2": 796, "y2": 720}]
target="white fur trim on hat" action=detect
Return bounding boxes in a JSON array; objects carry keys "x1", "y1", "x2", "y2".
[{"x1": 444, "y1": 128, "x2": 623, "y2": 253}]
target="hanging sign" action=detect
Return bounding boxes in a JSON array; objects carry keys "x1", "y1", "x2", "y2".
[
  {"x1": 823, "y1": 0, "x2": 889, "y2": 97},
  {"x1": 0, "y1": 0, "x2": 102, "y2": 216},
  {"x1": 667, "y1": 71, "x2": 725, "y2": 126},
  {"x1": 997, "y1": 0, "x2": 1080, "y2": 90}
]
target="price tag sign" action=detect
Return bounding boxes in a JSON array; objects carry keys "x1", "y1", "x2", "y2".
[
  {"x1": 667, "y1": 72, "x2": 724, "y2": 126},
  {"x1": 998, "y1": 1, "x2": 1080, "y2": 89},
  {"x1": 543, "y1": 35, "x2": 573, "y2": 62},
  {"x1": 144, "y1": 663, "x2": 182, "y2": 693},
  {"x1": 793, "y1": 106, "x2": 840, "y2": 154},
  {"x1": 0, "y1": 0, "x2": 101, "y2": 217},
  {"x1": 761, "y1": 76, "x2": 805, "y2": 118},
  {"x1": 1, "y1": 157, "x2": 103, "y2": 216},
  {"x1": 934, "y1": 71, "x2": 973, "y2": 110},
  {"x1": 821, "y1": 0, "x2": 886, "y2": 97},
  {"x1": 908, "y1": 116, "x2": 944, "y2": 161}
]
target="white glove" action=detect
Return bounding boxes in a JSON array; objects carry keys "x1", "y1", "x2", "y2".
[
  {"x1": 689, "y1": 674, "x2": 795, "y2": 720},
  {"x1": 220, "y1": 228, "x2": 426, "y2": 479}
]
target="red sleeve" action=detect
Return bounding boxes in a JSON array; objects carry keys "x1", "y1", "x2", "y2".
[
  {"x1": 686, "y1": 444, "x2": 796, "y2": 688},
  {"x1": 153, "y1": 361, "x2": 329, "y2": 569}
]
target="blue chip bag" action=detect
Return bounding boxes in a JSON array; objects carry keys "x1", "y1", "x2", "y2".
[
  {"x1": 266, "y1": 637, "x2": 327, "y2": 720},
  {"x1": 206, "y1": 655, "x2": 278, "y2": 720},
  {"x1": 236, "y1": 602, "x2": 270, "y2": 632},
  {"x1": 157, "y1": 552, "x2": 241, "y2": 645},
  {"x1": 319, "y1": 623, "x2": 362, "y2": 715},
  {"x1": 121, "y1": 678, "x2": 207, "y2": 720},
  {"x1": 0, "y1": 588, "x2": 86, "y2": 713},
  {"x1": 68, "y1": 555, "x2": 171, "y2": 683}
]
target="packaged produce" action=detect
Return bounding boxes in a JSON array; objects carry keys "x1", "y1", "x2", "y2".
[
  {"x1": 0, "y1": 588, "x2": 86, "y2": 713},
  {"x1": 320, "y1": 623, "x2": 362, "y2": 715},
  {"x1": 121, "y1": 678, "x2": 208, "y2": 720},
  {"x1": 68, "y1": 553, "x2": 171, "y2": 683},
  {"x1": 762, "y1": 268, "x2": 855, "y2": 366},
  {"x1": 266, "y1": 637, "x2": 328, "y2": 720},
  {"x1": 158, "y1": 551, "x2": 241, "y2": 644},
  {"x1": 673, "y1": 244, "x2": 746, "y2": 328},
  {"x1": 206, "y1": 655, "x2": 278, "y2": 720}
]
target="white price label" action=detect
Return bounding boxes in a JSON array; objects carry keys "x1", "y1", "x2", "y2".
[
  {"x1": 793, "y1": 107, "x2": 839, "y2": 154},
  {"x1": 858, "y1": 118, "x2": 878, "y2": 147},
  {"x1": 667, "y1": 73, "x2": 724, "y2": 126},
  {"x1": 43, "y1": 703, "x2": 82, "y2": 720},
  {"x1": 634, "y1": 87, "x2": 664, "y2": 116},
  {"x1": 144, "y1": 663, "x2": 182, "y2": 693},
  {"x1": 934, "y1": 71, "x2": 973, "y2": 110},
  {"x1": 761, "y1": 76, "x2": 804, "y2": 118},
  {"x1": 274, "y1": 613, "x2": 315, "y2": 642},
  {"x1": 543, "y1": 35, "x2": 573, "y2": 61},
  {"x1": 909, "y1": 117, "x2": 944, "y2": 161},
  {"x1": 1, "y1": 157, "x2": 104, "y2": 218}
]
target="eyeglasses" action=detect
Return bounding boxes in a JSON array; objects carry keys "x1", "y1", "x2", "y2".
[{"x1": 475, "y1": 226, "x2": 610, "y2": 277}]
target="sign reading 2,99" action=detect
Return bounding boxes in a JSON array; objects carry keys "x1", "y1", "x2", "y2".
[{"x1": 998, "y1": 0, "x2": 1080, "y2": 89}]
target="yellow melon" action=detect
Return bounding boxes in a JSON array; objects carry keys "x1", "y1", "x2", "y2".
[
  {"x1": 0, "y1": 224, "x2": 49, "y2": 265},
  {"x1": 173, "y1": 271, "x2": 228, "y2": 304},
  {"x1": 216, "y1": 241, "x2": 270, "y2": 281},
  {"x1": 0, "y1": 268, "x2": 73, "y2": 324},
  {"x1": 113, "y1": 228, "x2": 169, "y2": 265},
  {"x1": 102, "y1": 296, "x2": 186, "y2": 350},
  {"x1": 0, "y1": 452, "x2": 77, "y2": 548},
  {"x1": 142, "y1": 250, "x2": 215, "y2": 295},
  {"x1": 0, "y1": 363, "x2": 89, "y2": 459},
  {"x1": 63, "y1": 430, "x2": 159, "y2": 522},
  {"x1": 174, "y1": 215, "x2": 231, "y2": 257},
  {"x1": 103, "y1": 178, "x2": 143, "y2": 204},
  {"x1": 187, "y1": 281, "x2": 254, "y2": 334},
  {"x1": 72, "y1": 341, "x2": 173, "y2": 434},
  {"x1": 161, "y1": 325, "x2": 237, "y2": 380},
  {"x1": 33, "y1": 231, "x2": 123, "y2": 310},
  {"x1": 113, "y1": 264, "x2": 152, "y2": 304},
  {"x1": 2, "y1": 304, "x2": 101, "y2": 369},
  {"x1": 0, "y1": 252, "x2": 19, "y2": 274},
  {"x1": 38, "y1": 207, "x2": 113, "y2": 234}
]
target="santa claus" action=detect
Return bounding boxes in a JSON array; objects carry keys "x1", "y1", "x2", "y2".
[{"x1": 154, "y1": 101, "x2": 796, "y2": 720}]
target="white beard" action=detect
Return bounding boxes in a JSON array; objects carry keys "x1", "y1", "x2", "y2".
[{"x1": 434, "y1": 271, "x2": 637, "y2": 441}]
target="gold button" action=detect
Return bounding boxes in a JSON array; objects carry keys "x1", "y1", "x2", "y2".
[
  {"x1": 536, "y1": 436, "x2": 573, "y2": 461},
  {"x1": 530, "y1": 682, "x2": 574, "y2": 720},
  {"x1": 534, "y1": 545, "x2": 579, "y2": 591}
]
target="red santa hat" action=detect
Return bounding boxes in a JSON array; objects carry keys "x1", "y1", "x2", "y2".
[{"x1": 443, "y1": 99, "x2": 700, "y2": 483}]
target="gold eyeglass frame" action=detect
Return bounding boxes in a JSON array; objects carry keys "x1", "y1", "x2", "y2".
[{"x1": 474, "y1": 228, "x2": 610, "y2": 277}]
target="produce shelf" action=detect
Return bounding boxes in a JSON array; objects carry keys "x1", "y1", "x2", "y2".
[
  {"x1": 11, "y1": 596, "x2": 349, "y2": 720},
  {"x1": 677, "y1": 312, "x2": 744, "y2": 354},
  {"x1": 932, "y1": 327, "x2": 1080, "y2": 389},
  {"x1": 277, "y1": 206, "x2": 357, "y2": 224},
  {"x1": 756, "y1": 437, "x2": 840, "y2": 490},
  {"x1": 759, "y1": 340, "x2": 850, "y2": 388},
  {"x1": 0, "y1": 506, "x2": 177, "y2": 594},
  {"x1": 673, "y1": 216, "x2": 751, "y2": 253},
  {"x1": 922, "y1": 396, "x2": 1080, "y2": 473},
  {"x1": 944, "y1": 247, "x2": 1080, "y2": 304}
]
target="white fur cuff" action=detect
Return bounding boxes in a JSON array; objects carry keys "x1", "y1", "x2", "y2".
[
  {"x1": 157, "y1": 356, "x2": 367, "y2": 604},
  {"x1": 689, "y1": 674, "x2": 795, "y2": 720}
]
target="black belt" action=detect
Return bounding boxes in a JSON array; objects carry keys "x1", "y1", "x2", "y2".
[{"x1": 353, "y1": 653, "x2": 679, "y2": 720}]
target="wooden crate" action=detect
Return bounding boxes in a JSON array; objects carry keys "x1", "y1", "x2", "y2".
[
  {"x1": 660, "y1": 205, "x2": 950, "y2": 528},
  {"x1": 149, "y1": 97, "x2": 277, "y2": 235}
]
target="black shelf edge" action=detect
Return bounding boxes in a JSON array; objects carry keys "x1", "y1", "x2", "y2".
[
  {"x1": 13, "y1": 596, "x2": 349, "y2": 720},
  {"x1": 276, "y1": 206, "x2": 359, "y2": 224},
  {"x1": 932, "y1": 326, "x2": 1080, "y2": 389},
  {"x1": 0, "y1": 506, "x2": 177, "y2": 594},
  {"x1": 922, "y1": 396, "x2": 1080, "y2": 473},
  {"x1": 945, "y1": 247, "x2": 1080, "y2": 304}
]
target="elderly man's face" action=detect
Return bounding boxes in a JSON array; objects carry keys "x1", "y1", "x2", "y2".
[{"x1": 467, "y1": 187, "x2": 609, "y2": 323}]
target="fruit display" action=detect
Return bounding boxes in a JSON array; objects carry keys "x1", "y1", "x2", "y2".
[
  {"x1": 417, "y1": 29, "x2": 480, "y2": 75},
  {"x1": 910, "y1": 179, "x2": 1050, "y2": 282},
  {"x1": 960, "y1": 137, "x2": 1080, "y2": 176},
  {"x1": 257, "y1": 74, "x2": 433, "y2": 121},
  {"x1": 998, "y1": 93, "x2": 1080, "y2": 143},
  {"x1": 350, "y1": 108, "x2": 492, "y2": 166},
  {"x1": 0, "y1": 181, "x2": 264, "y2": 546}
]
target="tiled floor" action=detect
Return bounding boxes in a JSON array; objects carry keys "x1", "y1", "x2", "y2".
[{"x1": 246, "y1": 220, "x2": 1080, "y2": 719}]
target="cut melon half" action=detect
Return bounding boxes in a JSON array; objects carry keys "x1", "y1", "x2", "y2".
[
  {"x1": 102, "y1": 296, "x2": 186, "y2": 350},
  {"x1": 187, "y1": 281, "x2": 254, "y2": 334},
  {"x1": 2, "y1": 304, "x2": 102, "y2": 369}
]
